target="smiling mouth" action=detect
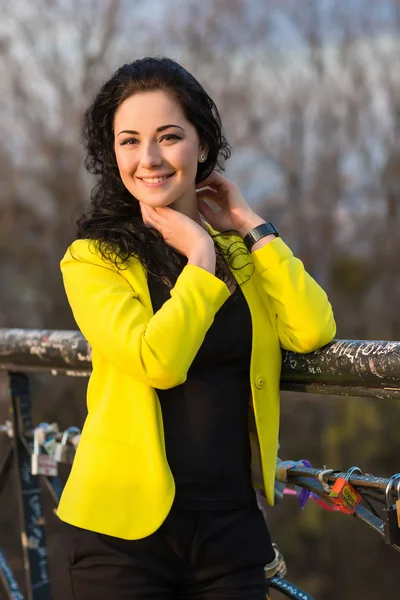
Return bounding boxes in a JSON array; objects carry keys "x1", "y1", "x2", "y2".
[{"x1": 139, "y1": 173, "x2": 175, "y2": 184}]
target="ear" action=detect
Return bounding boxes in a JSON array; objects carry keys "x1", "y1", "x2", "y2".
[{"x1": 198, "y1": 146, "x2": 209, "y2": 162}]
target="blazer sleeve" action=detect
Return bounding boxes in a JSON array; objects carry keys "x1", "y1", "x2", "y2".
[
  {"x1": 60, "y1": 240, "x2": 230, "y2": 389},
  {"x1": 251, "y1": 237, "x2": 336, "y2": 353}
]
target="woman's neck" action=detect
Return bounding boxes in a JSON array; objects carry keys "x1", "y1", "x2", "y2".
[{"x1": 170, "y1": 189, "x2": 207, "y2": 231}]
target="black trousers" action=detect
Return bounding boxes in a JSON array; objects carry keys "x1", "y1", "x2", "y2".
[{"x1": 53, "y1": 503, "x2": 274, "y2": 600}]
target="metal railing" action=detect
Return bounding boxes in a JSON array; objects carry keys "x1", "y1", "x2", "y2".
[
  {"x1": 0, "y1": 329, "x2": 399, "y2": 600},
  {"x1": 1, "y1": 329, "x2": 399, "y2": 398}
]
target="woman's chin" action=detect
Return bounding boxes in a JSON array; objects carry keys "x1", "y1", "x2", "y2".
[{"x1": 135, "y1": 195, "x2": 178, "y2": 209}]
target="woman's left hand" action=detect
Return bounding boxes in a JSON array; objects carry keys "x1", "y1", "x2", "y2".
[{"x1": 196, "y1": 171, "x2": 265, "y2": 237}]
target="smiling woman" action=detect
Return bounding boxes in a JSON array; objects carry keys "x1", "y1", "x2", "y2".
[
  {"x1": 114, "y1": 91, "x2": 203, "y2": 215},
  {"x1": 54, "y1": 56, "x2": 336, "y2": 600},
  {"x1": 77, "y1": 57, "x2": 235, "y2": 288}
]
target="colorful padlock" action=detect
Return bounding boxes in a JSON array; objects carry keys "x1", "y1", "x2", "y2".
[{"x1": 328, "y1": 466, "x2": 362, "y2": 515}]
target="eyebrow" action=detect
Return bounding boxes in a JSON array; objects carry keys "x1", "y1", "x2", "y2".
[{"x1": 117, "y1": 124, "x2": 185, "y2": 137}]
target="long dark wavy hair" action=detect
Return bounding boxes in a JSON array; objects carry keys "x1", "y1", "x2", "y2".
[{"x1": 77, "y1": 56, "x2": 252, "y2": 286}]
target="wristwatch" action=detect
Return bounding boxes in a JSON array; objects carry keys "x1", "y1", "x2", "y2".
[{"x1": 243, "y1": 222, "x2": 279, "y2": 251}]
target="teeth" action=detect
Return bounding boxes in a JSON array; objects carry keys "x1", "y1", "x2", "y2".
[{"x1": 142, "y1": 175, "x2": 171, "y2": 183}]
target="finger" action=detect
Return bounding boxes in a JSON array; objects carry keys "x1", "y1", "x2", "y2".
[
  {"x1": 196, "y1": 184, "x2": 215, "y2": 193},
  {"x1": 198, "y1": 198, "x2": 230, "y2": 232},
  {"x1": 153, "y1": 205, "x2": 174, "y2": 217},
  {"x1": 196, "y1": 186, "x2": 221, "y2": 200},
  {"x1": 197, "y1": 170, "x2": 230, "y2": 190},
  {"x1": 140, "y1": 203, "x2": 159, "y2": 218},
  {"x1": 139, "y1": 202, "x2": 158, "y2": 227},
  {"x1": 197, "y1": 188, "x2": 224, "y2": 210},
  {"x1": 196, "y1": 187, "x2": 219, "y2": 200},
  {"x1": 197, "y1": 197, "x2": 219, "y2": 220},
  {"x1": 139, "y1": 202, "x2": 149, "y2": 221}
]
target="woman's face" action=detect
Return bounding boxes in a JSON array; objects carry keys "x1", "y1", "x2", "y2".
[{"x1": 114, "y1": 90, "x2": 206, "y2": 209}]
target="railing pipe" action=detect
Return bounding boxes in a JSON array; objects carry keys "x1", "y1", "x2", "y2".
[{"x1": 0, "y1": 329, "x2": 400, "y2": 398}]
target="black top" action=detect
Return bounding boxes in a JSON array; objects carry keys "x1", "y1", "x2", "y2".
[{"x1": 148, "y1": 274, "x2": 256, "y2": 509}]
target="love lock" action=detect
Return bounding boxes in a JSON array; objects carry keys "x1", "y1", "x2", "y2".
[
  {"x1": 396, "y1": 479, "x2": 400, "y2": 529},
  {"x1": 383, "y1": 473, "x2": 400, "y2": 545},
  {"x1": 55, "y1": 426, "x2": 81, "y2": 463},
  {"x1": 31, "y1": 424, "x2": 58, "y2": 477},
  {"x1": 329, "y1": 466, "x2": 362, "y2": 515}
]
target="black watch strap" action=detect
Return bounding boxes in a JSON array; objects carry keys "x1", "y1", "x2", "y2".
[{"x1": 243, "y1": 222, "x2": 279, "y2": 251}]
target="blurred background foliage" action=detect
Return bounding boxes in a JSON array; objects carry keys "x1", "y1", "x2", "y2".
[{"x1": 0, "y1": 0, "x2": 399, "y2": 597}]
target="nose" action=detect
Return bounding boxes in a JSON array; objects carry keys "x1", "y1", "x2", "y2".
[{"x1": 139, "y1": 142, "x2": 162, "y2": 170}]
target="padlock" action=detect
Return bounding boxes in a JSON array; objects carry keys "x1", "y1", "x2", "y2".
[
  {"x1": 43, "y1": 434, "x2": 58, "y2": 458},
  {"x1": 329, "y1": 466, "x2": 362, "y2": 515},
  {"x1": 383, "y1": 473, "x2": 400, "y2": 545},
  {"x1": 55, "y1": 426, "x2": 81, "y2": 463},
  {"x1": 33, "y1": 422, "x2": 59, "y2": 448},
  {"x1": 264, "y1": 543, "x2": 287, "y2": 579},
  {"x1": 31, "y1": 425, "x2": 58, "y2": 477},
  {"x1": 396, "y1": 479, "x2": 400, "y2": 528}
]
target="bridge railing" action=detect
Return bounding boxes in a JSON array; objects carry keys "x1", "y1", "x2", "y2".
[
  {"x1": 1, "y1": 329, "x2": 399, "y2": 398},
  {"x1": 0, "y1": 328, "x2": 399, "y2": 600}
]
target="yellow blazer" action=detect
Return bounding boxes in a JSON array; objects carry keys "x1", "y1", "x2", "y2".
[{"x1": 57, "y1": 226, "x2": 336, "y2": 539}]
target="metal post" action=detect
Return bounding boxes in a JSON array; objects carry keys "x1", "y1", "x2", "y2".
[
  {"x1": 0, "y1": 546, "x2": 23, "y2": 600},
  {"x1": 8, "y1": 373, "x2": 52, "y2": 600}
]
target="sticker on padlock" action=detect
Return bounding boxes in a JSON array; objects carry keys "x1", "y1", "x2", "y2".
[
  {"x1": 31, "y1": 426, "x2": 58, "y2": 477},
  {"x1": 329, "y1": 466, "x2": 362, "y2": 515},
  {"x1": 383, "y1": 473, "x2": 400, "y2": 545},
  {"x1": 55, "y1": 426, "x2": 81, "y2": 463},
  {"x1": 42, "y1": 434, "x2": 58, "y2": 458}
]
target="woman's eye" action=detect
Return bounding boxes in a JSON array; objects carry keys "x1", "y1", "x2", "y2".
[
  {"x1": 120, "y1": 138, "x2": 138, "y2": 145},
  {"x1": 120, "y1": 135, "x2": 181, "y2": 146},
  {"x1": 160, "y1": 134, "x2": 181, "y2": 142}
]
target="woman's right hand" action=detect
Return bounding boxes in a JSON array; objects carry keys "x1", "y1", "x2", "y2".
[{"x1": 139, "y1": 203, "x2": 216, "y2": 274}]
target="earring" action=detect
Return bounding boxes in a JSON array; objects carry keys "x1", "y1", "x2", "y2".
[{"x1": 200, "y1": 154, "x2": 206, "y2": 161}]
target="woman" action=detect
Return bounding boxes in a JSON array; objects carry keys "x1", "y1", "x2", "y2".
[{"x1": 55, "y1": 56, "x2": 336, "y2": 599}]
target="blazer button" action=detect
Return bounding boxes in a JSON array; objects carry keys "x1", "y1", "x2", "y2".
[{"x1": 255, "y1": 375, "x2": 265, "y2": 390}]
